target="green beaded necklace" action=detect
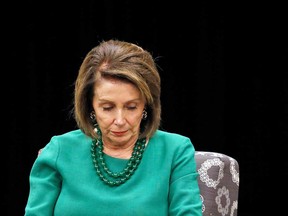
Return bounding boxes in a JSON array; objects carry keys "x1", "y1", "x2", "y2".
[{"x1": 91, "y1": 132, "x2": 146, "y2": 186}]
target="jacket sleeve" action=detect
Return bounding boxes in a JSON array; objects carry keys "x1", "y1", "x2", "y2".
[
  {"x1": 168, "y1": 137, "x2": 203, "y2": 216},
  {"x1": 25, "y1": 137, "x2": 62, "y2": 216}
]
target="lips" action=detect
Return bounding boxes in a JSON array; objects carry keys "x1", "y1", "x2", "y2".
[{"x1": 112, "y1": 131, "x2": 127, "y2": 136}]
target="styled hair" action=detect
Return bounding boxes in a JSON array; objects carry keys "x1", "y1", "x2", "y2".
[{"x1": 73, "y1": 39, "x2": 161, "y2": 139}]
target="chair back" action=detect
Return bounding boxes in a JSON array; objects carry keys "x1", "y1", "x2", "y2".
[{"x1": 195, "y1": 151, "x2": 240, "y2": 216}]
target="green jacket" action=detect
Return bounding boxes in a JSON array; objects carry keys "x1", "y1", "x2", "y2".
[{"x1": 25, "y1": 129, "x2": 202, "y2": 216}]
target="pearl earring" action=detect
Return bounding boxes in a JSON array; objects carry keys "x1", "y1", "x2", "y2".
[
  {"x1": 90, "y1": 111, "x2": 98, "y2": 133},
  {"x1": 142, "y1": 110, "x2": 147, "y2": 120}
]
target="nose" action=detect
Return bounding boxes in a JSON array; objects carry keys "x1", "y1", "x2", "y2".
[{"x1": 114, "y1": 110, "x2": 126, "y2": 126}]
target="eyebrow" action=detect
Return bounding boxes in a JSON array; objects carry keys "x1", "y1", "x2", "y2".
[{"x1": 96, "y1": 98, "x2": 143, "y2": 103}]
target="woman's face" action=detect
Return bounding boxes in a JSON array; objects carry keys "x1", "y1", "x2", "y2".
[{"x1": 92, "y1": 78, "x2": 146, "y2": 146}]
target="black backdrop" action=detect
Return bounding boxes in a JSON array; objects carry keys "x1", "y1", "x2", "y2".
[{"x1": 4, "y1": 1, "x2": 288, "y2": 215}]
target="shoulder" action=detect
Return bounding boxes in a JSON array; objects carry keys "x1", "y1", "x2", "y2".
[
  {"x1": 50, "y1": 129, "x2": 89, "y2": 142},
  {"x1": 148, "y1": 130, "x2": 197, "y2": 167},
  {"x1": 38, "y1": 129, "x2": 91, "y2": 156},
  {"x1": 152, "y1": 130, "x2": 192, "y2": 144},
  {"x1": 49, "y1": 129, "x2": 92, "y2": 150},
  {"x1": 149, "y1": 130, "x2": 195, "y2": 152}
]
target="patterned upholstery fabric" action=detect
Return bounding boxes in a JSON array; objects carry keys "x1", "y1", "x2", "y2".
[{"x1": 195, "y1": 151, "x2": 240, "y2": 216}]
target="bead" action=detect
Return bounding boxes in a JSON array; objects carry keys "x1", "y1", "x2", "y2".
[{"x1": 91, "y1": 132, "x2": 146, "y2": 187}]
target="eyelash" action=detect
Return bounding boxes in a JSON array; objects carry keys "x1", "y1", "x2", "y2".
[
  {"x1": 103, "y1": 107, "x2": 112, "y2": 111},
  {"x1": 102, "y1": 106, "x2": 137, "y2": 111}
]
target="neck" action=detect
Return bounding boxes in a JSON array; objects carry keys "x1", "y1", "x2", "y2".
[
  {"x1": 102, "y1": 138, "x2": 137, "y2": 159},
  {"x1": 103, "y1": 144, "x2": 135, "y2": 159}
]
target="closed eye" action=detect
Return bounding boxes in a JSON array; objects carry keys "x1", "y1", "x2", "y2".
[
  {"x1": 103, "y1": 107, "x2": 113, "y2": 111},
  {"x1": 127, "y1": 106, "x2": 137, "y2": 110}
]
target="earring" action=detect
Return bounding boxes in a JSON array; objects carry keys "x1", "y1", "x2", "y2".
[
  {"x1": 142, "y1": 110, "x2": 147, "y2": 120},
  {"x1": 90, "y1": 111, "x2": 98, "y2": 133}
]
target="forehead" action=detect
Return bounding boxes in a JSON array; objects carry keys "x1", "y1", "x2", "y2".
[{"x1": 94, "y1": 77, "x2": 143, "y2": 102}]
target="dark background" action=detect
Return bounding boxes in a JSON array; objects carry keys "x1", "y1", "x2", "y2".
[{"x1": 3, "y1": 1, "x2": 288, "y2": 215}]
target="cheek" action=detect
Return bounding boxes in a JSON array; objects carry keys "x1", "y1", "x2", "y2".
[
  {"x1": 127, "y1": 113, "x2": 143, "y2": 125},
  {"x1": 95, "y1": 117, "x2": 113, "y2": 133},
  {"x1": 95, "y1": 114, "x2": 113, "y2": 125}
]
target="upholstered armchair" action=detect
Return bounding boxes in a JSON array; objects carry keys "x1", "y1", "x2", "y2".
[{"x1": 195, "y1": 151, "x2": 240, "y2": 216}]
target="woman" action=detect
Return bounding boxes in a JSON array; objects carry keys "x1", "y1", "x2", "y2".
[{"x1": 25, "y1": 39, "x2": 203, "y2": 215}]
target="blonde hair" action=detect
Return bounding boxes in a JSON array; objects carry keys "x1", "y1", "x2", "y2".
[{"x1": 73, "y1": 39, "x2": 161, "y2": 139}]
